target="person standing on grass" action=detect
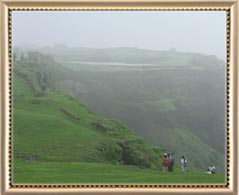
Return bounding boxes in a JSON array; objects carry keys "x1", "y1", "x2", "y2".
[
  {"x1": 167, "y1": 153, "x2": 172, "y2": 172},
  {"x1": 169, "y1": 153, "x2": 175, "y2": 172},
  {"x1": 181, "y1": 156, "x2": 187, "y2": 173},
  {"x1": 162, "y1": 153, "x2": 169, "y2": 172}
]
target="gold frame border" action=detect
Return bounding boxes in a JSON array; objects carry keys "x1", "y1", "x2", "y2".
[
  {"x1": 7, "y1": 6, "x2": 231, "y2": 189},
  {"x1": 0, "y1": 0, "x2": 238, "y2": 195}
]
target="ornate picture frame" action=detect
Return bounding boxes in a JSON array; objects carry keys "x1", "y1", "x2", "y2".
[{"x1": 0, "y1": 0, "x2": 238, "y2": 194}]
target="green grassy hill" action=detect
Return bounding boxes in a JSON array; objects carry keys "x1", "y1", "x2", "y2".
[
  {"x1": 41, "y1": 56, "x2": 225, "y2": 173},
  {"x1": 13, "y1": 59, "x2": 168, "y2": 183},
  {"x1": 12, "y1": 52, "x2": 226, "y2": 184}
]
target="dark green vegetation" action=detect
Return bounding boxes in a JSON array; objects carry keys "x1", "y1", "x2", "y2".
[{"x1": 13, "y1": 47, "x2": 226, "y2": 183}]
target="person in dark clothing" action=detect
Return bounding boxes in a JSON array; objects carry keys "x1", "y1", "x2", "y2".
[
  {"x1": 167, "y1": 153, "x2": 172, "y2": 172},
  {"x1": 167, "y1": 153, "x2": 175, "y2": 172},
  {"x1": 169, "y1": 153, "x2": 175, "y2": 172}
]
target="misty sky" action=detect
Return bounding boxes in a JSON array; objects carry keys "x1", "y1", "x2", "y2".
[{"x1": 12, "y1": 11, "x2": 226, "y2": 60}]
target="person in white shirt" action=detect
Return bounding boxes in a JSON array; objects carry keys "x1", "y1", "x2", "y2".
[
  {"x1": 181, "y1": 156, "x2": 187, "y2": 173},
  {"x1": 206, "y1": 164, "x2": 216, "y2": 174}
]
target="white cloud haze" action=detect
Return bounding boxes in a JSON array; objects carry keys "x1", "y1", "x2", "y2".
[{"x1": 12, "y1": 11, "x2": 226, "y2": 60}]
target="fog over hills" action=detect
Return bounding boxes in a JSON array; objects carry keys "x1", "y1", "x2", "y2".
[
  {"x1": 14, "y1": 45, "x2": 225, "y2": 67},
  {"x1": 12, "y1": 11, "x2": 226, "y2": 61},
  {"x1": 13, "y1": 46, "x2": 226, "y2": 173}
]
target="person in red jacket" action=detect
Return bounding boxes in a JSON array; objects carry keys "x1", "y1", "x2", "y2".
[{"x1": 162, "y1": 153, "x2": 169, "y2": 172}]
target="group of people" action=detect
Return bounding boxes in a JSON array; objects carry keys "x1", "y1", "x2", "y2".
[
  {"x1": 162, "y1": 153, "x2": 187, "y2": 173},
  {"x1": 162, "y1": 153, "x2": 216, "y2": 174},
  {"x1": 162, "y1": 152, "x2": 175, "y2": 172}
]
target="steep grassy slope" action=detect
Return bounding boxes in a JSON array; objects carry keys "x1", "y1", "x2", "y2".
[
  {"x1": 12, "y1": 49, "x2": 226, "y2": 174},
  {"x1": 13, "y1": 60, "x2": 165, "y2": 174},
  {"x1": 12, "y1": 53, "x2": 226, "y2": 184},
  {"x1": 47, "y1": 63, "x2": 226, "y2": 173}
]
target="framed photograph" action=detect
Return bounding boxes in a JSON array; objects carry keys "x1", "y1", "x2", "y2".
[{"x1": 0, "y1": 0, "x2": 238, "y2": 194}]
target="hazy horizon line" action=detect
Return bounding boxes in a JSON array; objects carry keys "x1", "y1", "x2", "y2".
[{"x1": 13, "y1": 43, "x2": 226, "y2": 61}]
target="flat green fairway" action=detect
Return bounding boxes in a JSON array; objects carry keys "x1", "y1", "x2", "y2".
[{"x1": 13, "y1": 161, "x2": 225, "y2": 184}]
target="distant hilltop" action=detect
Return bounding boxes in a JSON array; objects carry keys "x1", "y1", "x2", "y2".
[{"x1": 13, "y1": 45, "x2": 225, "y2": 69}]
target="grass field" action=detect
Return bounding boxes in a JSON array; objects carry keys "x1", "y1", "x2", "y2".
[{"x1": 13, "y1": 160, "x2": 225, "y2": 184}]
